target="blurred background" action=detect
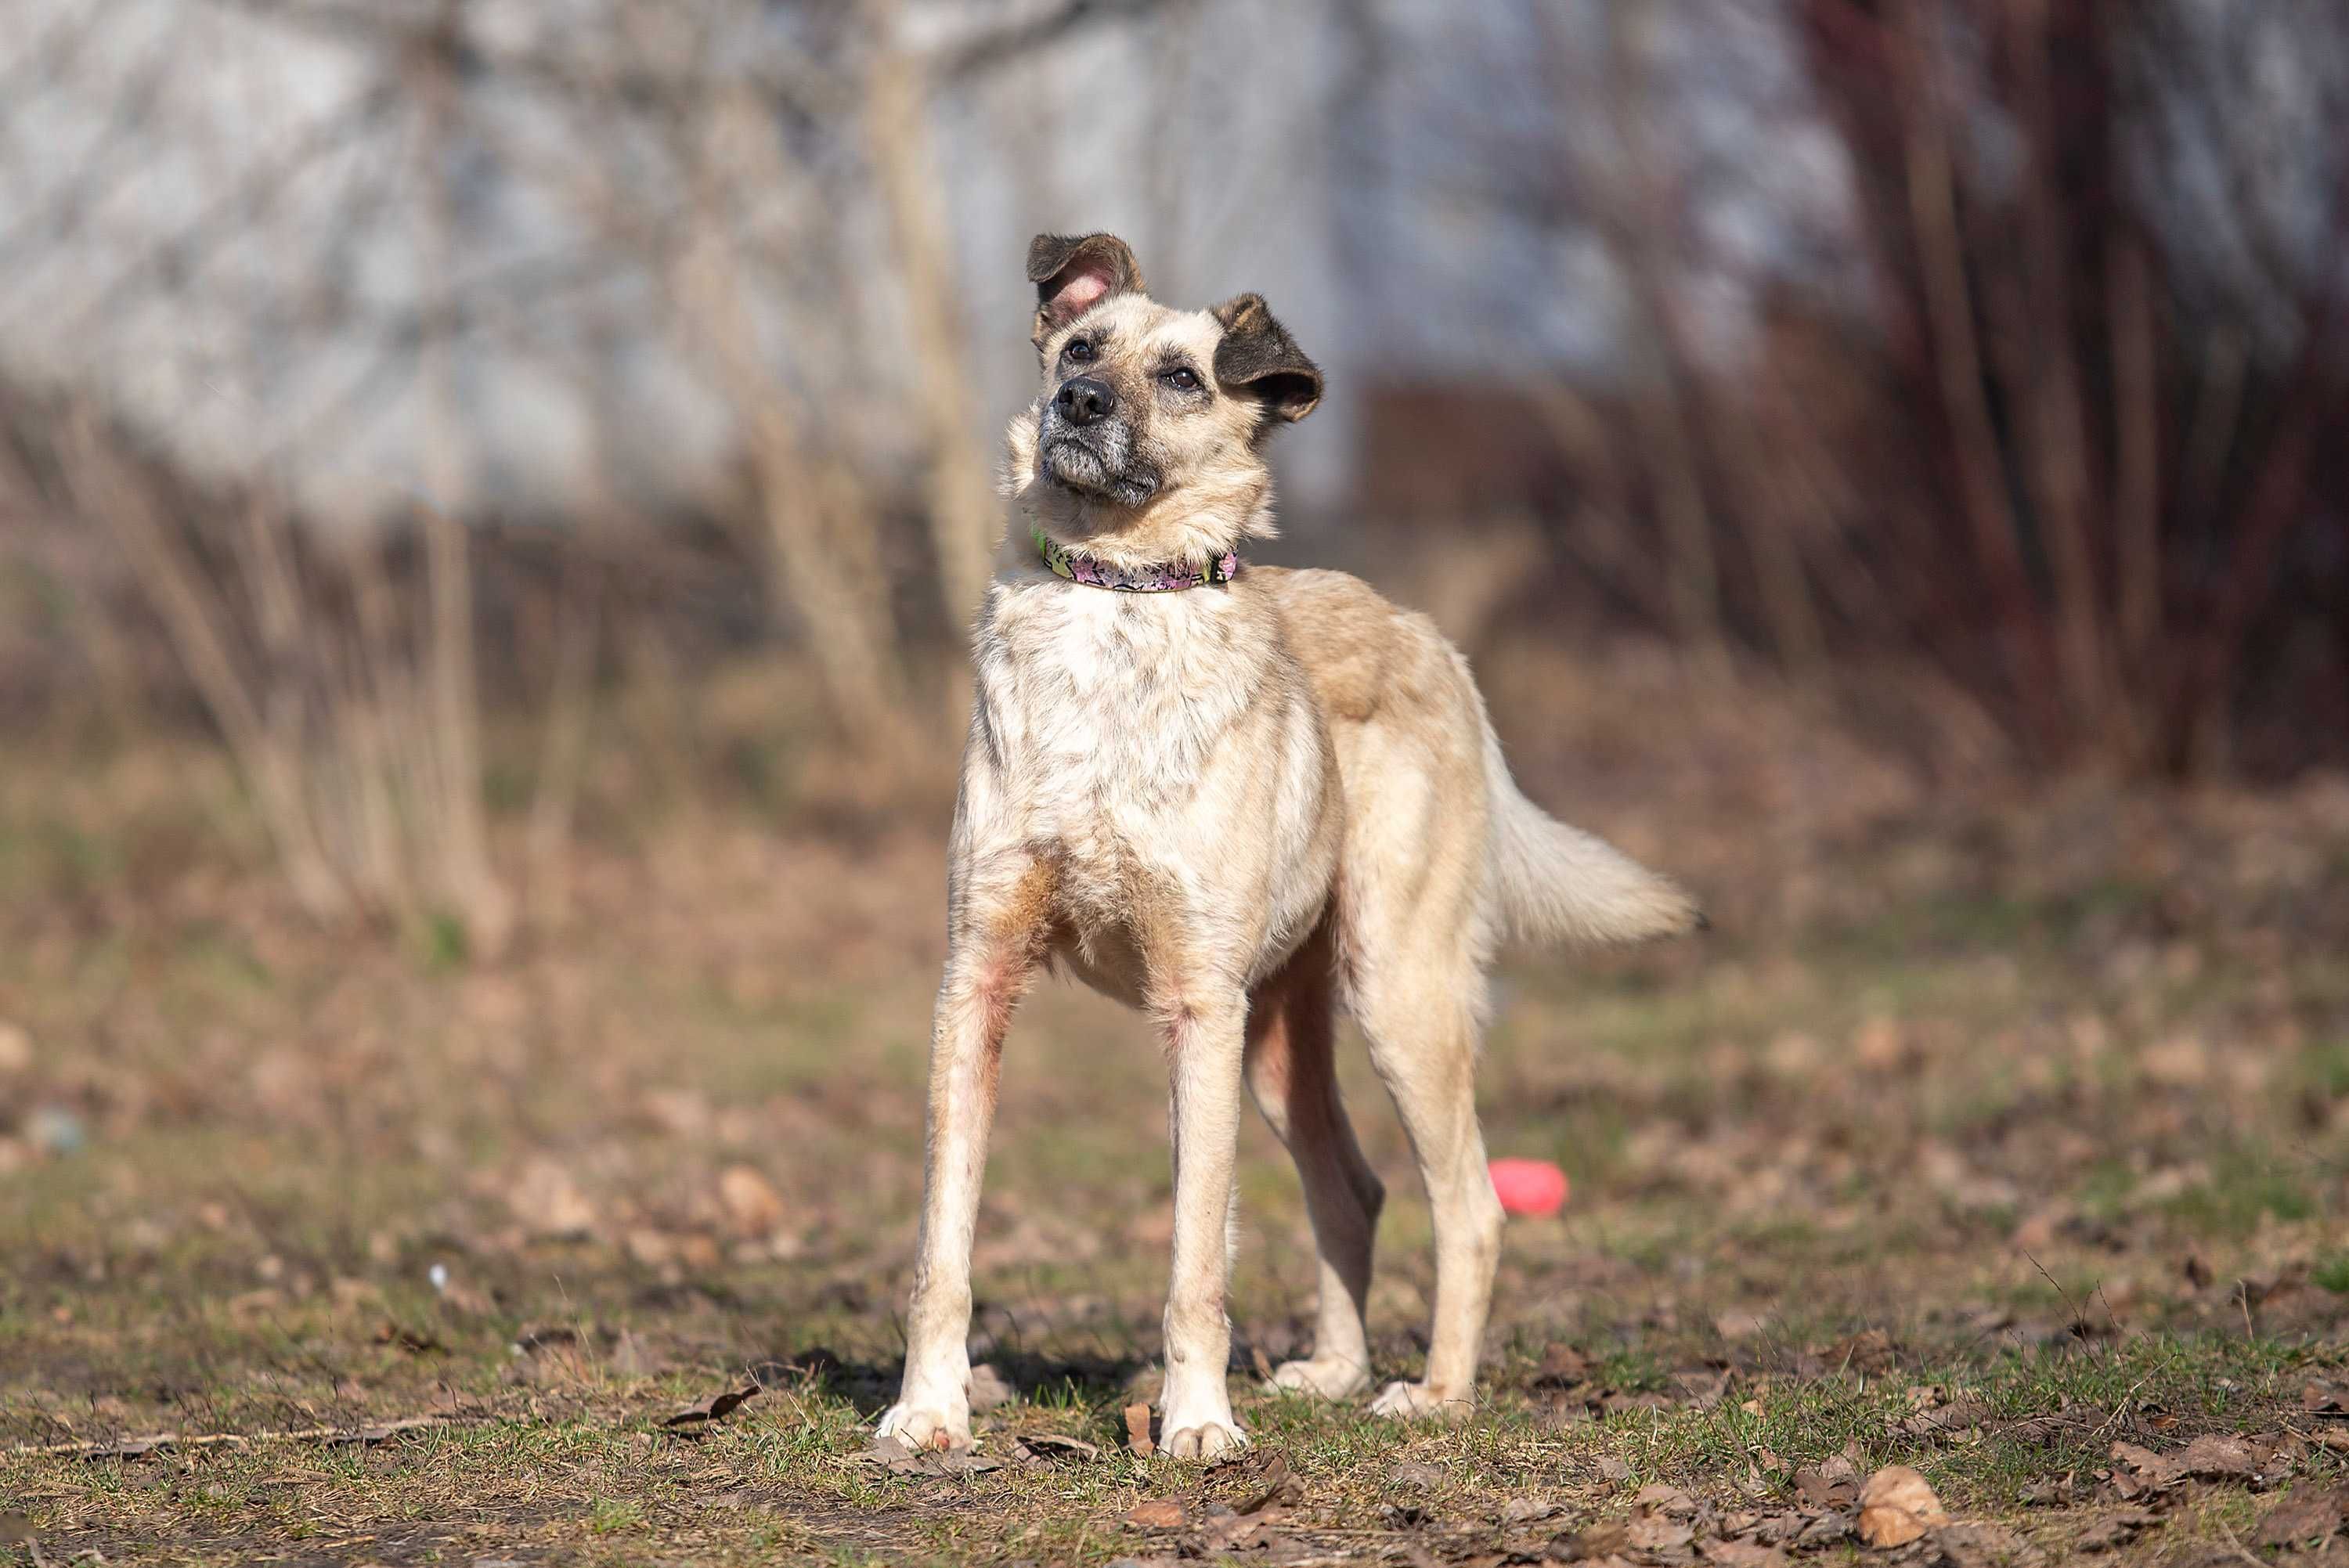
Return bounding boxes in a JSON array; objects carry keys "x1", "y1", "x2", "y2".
[
  {"x1": 6, "y1": 2, "x2": 2347, "y2": 936},
  {"x1": 5, "y1": 0, "x2": 2349, "y2": 1488}
]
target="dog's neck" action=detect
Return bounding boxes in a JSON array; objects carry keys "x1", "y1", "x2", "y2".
[
  {"x1": 1014, "y1": 483, "x2": 1271, "y2": 571},
  {"x1": 1029, "y1": 524, "x2": 1239, "y2": 592}
]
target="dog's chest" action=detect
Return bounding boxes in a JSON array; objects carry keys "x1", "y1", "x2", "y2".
[{"x1": 975, "y1": 583, "x2": 1256, "y2": 861}]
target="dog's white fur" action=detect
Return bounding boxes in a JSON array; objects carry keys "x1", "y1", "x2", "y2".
[{"x1": 879, "y1": 243, "x2": 1699, "y2": 1458}]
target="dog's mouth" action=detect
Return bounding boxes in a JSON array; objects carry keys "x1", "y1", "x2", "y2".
[{"x1": 1039, "y1": 429, "x2": 1159, "y2": 509}]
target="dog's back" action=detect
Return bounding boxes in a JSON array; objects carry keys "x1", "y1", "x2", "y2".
[{"x1": 1254, "y1": 566, "x2": 1701, "y2": 958}]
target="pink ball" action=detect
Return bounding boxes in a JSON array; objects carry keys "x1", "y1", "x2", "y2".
[{"x1": 1488, "y1": 1157, "x2": 1570, "y2": 1217}]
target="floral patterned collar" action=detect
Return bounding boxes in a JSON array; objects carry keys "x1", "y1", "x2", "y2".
[{"x1": 1031, "y1": 524, "x2": 1239, "y2": 592}]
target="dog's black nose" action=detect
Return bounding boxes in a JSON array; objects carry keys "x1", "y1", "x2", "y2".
[{"x1": 1055, "y1": 376, "x2": 1116, "y2": 426}]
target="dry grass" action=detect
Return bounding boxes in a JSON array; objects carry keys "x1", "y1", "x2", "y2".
[{"x1": 4, "y1": 646, "x2": 2348, "y2": 1565}]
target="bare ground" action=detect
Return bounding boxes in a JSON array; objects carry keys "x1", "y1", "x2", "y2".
[{"x1": 5, "y1": 646, "x2": 2349, "y2": 1566}]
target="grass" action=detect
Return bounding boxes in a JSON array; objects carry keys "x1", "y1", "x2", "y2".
[{"x1": 4, "y1": 676, "x2": 2349, "y2": 1563}]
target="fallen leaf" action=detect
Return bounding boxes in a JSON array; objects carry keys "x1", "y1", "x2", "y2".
[
  {"x1": 1124, "y1": 1497, "x2": 1188, "y2": 1530},
  {"x1": 2174, "y1": 1432, "x2": 2260, "y2": 1482},
  {"x1": 1794, "y1": 1454, "x2": 1861, "y2": 1508},
  {"x1": 2105, "y1": 1440, "x2": 2178, "y2": 1494},
  {"x1": 1123, "y1": 1402, "x2": 1154, "y2": 1457},
  {"x1": 1856, "y1": 1465, "x2": 1948, "y2": 1548},
  {"x1": 1900, "y1": 1398, "x2": 1992, "y2": 1440},
  {"x1": 853, "y1": 1435, "x2": 1003, "y2": 1477},
  {"x1": 1013, "y1": 1433, "x2": 1099, "y2": 1464},
  {"x1": 1633, "y1": 1482, "x2": 1698, "y2": 1516},
  {"x1": 1230, "y1": 1450, "x2": 1303, "y2": 1515},
  {"x1": 662, "y1": 1383, "x2": 760, "y2": 1428}
]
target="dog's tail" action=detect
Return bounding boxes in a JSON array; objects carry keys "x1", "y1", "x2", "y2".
[{"x1": 1481, "y1": 721, "x2": 1705, "y2": 946}]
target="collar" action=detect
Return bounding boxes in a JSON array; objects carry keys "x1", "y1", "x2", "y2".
[{"x1": 1032, "y1": 524, "x2": 1239, "y2": 592}]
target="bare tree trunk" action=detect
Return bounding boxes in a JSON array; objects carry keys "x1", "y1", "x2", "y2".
[
  {"x1": 861, "y1": 0, "x2": 998, "y2": 633},
  {"x1": 2107, "y1": 235, "x2": 2161, "y2": 756},
  {"x1": 2004, "y1": 0, "x2": 2111, "y2": 742},
  {"x1": 1896, "y1": 0, "x2": 2059, "y2": 747},
  {"x1": 1603, "y1": 0, "x2": 1726, "y2": 673}
]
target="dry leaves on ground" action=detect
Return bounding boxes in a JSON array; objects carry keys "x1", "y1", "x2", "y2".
[
  {"x1": 1009, "y1": 1433, "x2": 1097, "y2": 1464},
  {"x1": 1792, "y1": 1452, "x2": 1863, "y2": 1509},
  {"x1": 2106, "y1": 1431, "x2": 2293, "y2": 1498},
  {"x1": 1856, "y1": 1465, "x2": 1950, "y2": 1548},
  {"x1": 856, "y1": 1436, "x2": 1004, "y2": 1478},
  {"x1": 1124, "y1": 1497, "x2": 1187, "y2": 1530}
]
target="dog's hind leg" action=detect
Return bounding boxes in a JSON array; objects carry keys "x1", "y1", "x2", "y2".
[
  {"x1": 1355, "y1": 953, "x2": 1501, "y2": 1423},
  {"x1": 1244, "y1": 922, "x2": 1383, "y2": 1400}
]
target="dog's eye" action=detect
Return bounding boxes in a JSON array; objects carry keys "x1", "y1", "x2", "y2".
[
  {"x1": 1161, "y1": 366, "x2": 1200, "y2": 392},
  {"x1": 1063, "y1": 339, "x2": 1095, "y2": 363}
]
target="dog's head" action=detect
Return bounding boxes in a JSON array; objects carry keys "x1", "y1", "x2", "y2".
[{"x1": 1006, "y1": 232, "x2": 1320, "y2": 568}]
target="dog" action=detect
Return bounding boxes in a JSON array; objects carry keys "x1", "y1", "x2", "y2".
[{"x1": 879, "y1": 232, "x2": 1701, "y2": 1458}]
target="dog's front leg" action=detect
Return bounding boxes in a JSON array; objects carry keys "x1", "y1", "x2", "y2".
[
  {"x1": 879, "y1": 859, "x2": 1052, "y2": 1451},
  {"x1": 1156, "y1": 982, "x2": 1250, "y2": 1458}
]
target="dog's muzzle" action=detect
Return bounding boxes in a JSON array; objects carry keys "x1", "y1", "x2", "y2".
[{"x1": 1039, "y1": 396, "x2": 1159, "y2": 508}]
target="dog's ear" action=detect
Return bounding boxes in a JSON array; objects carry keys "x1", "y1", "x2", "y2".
[
  {"x1": 1211, "y1": 294, "x2": 1322, "y2": 424},
  {"x1": 1028, "y1": 232, "x2": 1145, "y2": 345}
]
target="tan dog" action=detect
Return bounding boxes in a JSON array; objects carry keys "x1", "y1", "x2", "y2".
[{"x1": 879, "y1": 233, "x2": 1701, "y2": 1458}]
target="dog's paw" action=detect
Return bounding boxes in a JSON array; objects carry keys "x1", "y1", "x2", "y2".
[
  {"x1": 1369, "y1": 1380, "x2": 1474, "y2": 1422},
  {"x1": 1160, "y1": 1417, "x2": 1248, "y2": 1460},
  {"x1": 875, "y1": 1401, "x2": 972, "y2": 1451},
  {"x1": 1266, "y1": 1356, "x2": 1371, "y2": 1400}
]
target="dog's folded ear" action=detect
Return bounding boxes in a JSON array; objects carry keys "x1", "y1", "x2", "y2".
[
  {"x1": 1029, "y1": 232, "x2": 1146, "y2": 345},
  {"x1": 1211, "y1": 294, "x2": 1322, "y2": 424}
]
